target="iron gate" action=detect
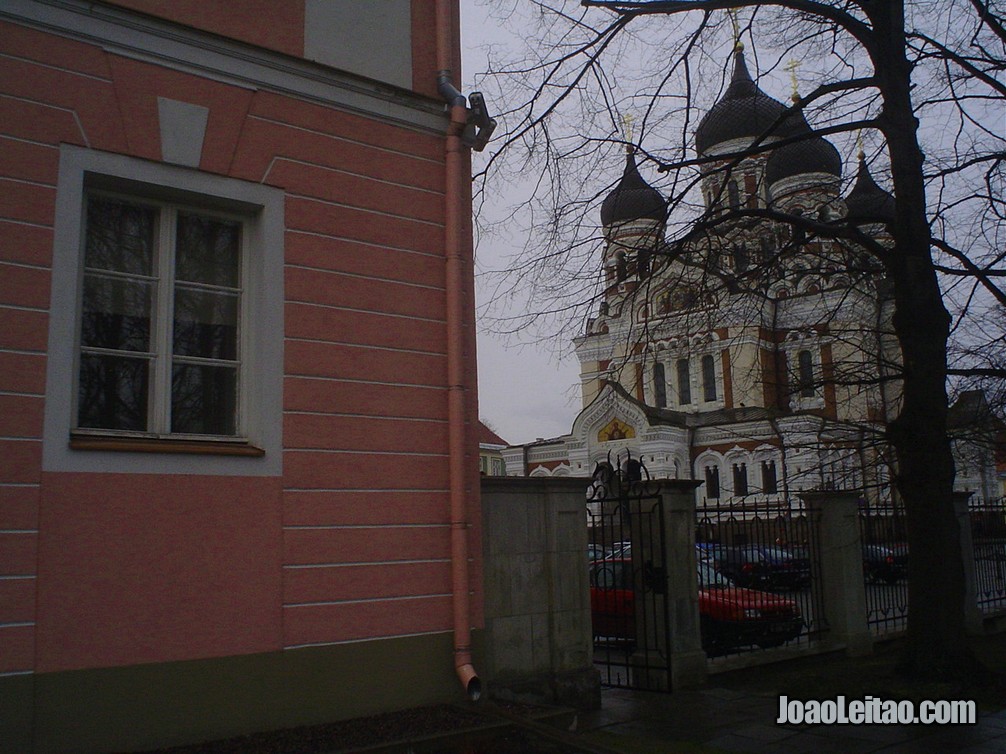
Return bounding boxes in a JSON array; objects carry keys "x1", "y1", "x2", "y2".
[{"x1": 586, "y1": 454, "x2": 671, "y2": 691}]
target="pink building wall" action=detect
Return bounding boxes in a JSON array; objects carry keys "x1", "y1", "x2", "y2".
[{"x1": 0, "y1": 0, "x2": 480, "y2": 711}]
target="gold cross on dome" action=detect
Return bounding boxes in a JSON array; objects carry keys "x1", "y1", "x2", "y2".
[
  {"x1": 621, "y1": 113, "x2": 635, "y2": 143},
  {"x1": 728, "y1": 10, "x2": 744, "y2": 51},
  {"x1": 784, "y1": 59, "x2": 801, "y2": 102}
]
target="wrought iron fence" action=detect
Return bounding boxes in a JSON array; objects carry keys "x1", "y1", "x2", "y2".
[
  {"x1": 694, "y1": 497, "x2": 825, "y2": 660},
  {"x1": 858, "y1": 500, "x2": 909, "y2": 634},
  {"x1": 587, "y1": 455, "x2": 671, "y2": 691},
  {"x1": 970, "y1": 497, "x2": 1006, "y2": 615}
]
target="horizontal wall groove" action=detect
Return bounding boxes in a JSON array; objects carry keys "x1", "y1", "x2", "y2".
[
  {"x1": 284, "y1": 229, "x2": 443, "y2": 260},
  {"x1": 0, "y1": 175, "x2": 56, "y2": 191},
  {"x1": 0, "y1": 217, "x2": 52, "y2": 231},
  {"x1": 0, "y1": 303, "x2": 49, "y2": 314},
  {"x1": 283, "y1": 448, "x2": 448, "y2": 458},
  {"x1": 283, "y1": 524, "x2": 448, "y2": 531},
  {"x1": 270, "y1": 156, "x2": 444, "y2": 196},
  {"x1": 283, "y1": 487, "x2": 449, "y2": 493},
  {"x1": 285, "y1": 299, "x2": 447, "y2": 325},
  {"x1": 283, "y1": 629, "x2": 448, "y2": 651},
  {"x1": 284, "y1": 410, "x2": 447, "y2": 423},
  {"x1": 283, "y1": 558, "x2": 449, "y2": 569},
  {"x1": 283, "y1": 336, "x2": 446, "y2": 357},
  {"x1": 0, "y1": 132, "x2": 62, "y2": 150},
  {"x1": 249, "y1": 115, "x2": 444, "y2": 165},
  {"x1": 285, "y1": 262, "x2": 445, "y2": 293},
  {"x1": 284, "y1": 593, "x2": 450, "y2": 609},
  {"x1": 285, "y1": 193, "x2": 444, "y2": 229},
  {"x1": 0, "y1": 50, "x2": 112, "y2": 83},
  {"x1": 284, "y1": 374, "x2": 447, "y2": 390},
  {"x1": 0, "y1": 259, "x2": 52, "y2": 273}
]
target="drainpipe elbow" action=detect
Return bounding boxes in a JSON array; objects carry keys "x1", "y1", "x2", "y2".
[
  {"x1": 456, "y1": 661, "x2": 481, "y2": 702},
  {"x1": 437, "y1": 71, "x2": 467, "y2": 108}
]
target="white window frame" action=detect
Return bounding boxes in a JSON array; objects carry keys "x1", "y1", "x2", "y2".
[
  {"x1": 74, "y1": 190, "x2": 249, "y2": 441},
  {"x1": 789, "y1": 346, "x2": 825, "y2": 411},
  {"x1": 43, "y1": 145, "x2": 284, "y2": 476}
]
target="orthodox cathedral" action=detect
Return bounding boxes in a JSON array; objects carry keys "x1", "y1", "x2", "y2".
[{"x1": 502, "y1": 48, "x2": 980, "y2": 506}]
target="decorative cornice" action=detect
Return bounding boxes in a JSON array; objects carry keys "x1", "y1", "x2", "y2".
[{"x1": 3, "y1": 0, "x2": 447, "y2": 134}]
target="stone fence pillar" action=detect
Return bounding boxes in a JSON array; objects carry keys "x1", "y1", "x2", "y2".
[
  {"x1": 629, "y1": 480, "x2": 706, "y2": 690},
  {"x1": 480, "y1": 476, "x2": 601, "y2": 709},
  {"x1": 954, "y1": 491, "x2": 985, "y2": 635},
  {"x1": 801, "y1": 491, "x2": 873, "y2": 656},
  {"x1": 663, "y1": 480, "x2": 708, "y2": 688}
]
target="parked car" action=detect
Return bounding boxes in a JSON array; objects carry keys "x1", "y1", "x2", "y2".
[
  {"x1": 605, "y1": 541, "x2": 632, "y2": 559},
  {"x1": 712, "y1": 545, "x2": 811, "y2": 590},
  {"x1": 589, "y1": 559, "x2": 804, "y2": 654},
  {"x1": 862, "y1": 544, "x2": 907, "y2": 584},
  {"x1": 588, "y1": 544, "x2": 607, "y2": 562},
  {"x1": 603, "y1": 542, "x2": 717, "y2": 564},
  {"x1": 696, "y1": 542, "x2": 728, "y2": 563}
]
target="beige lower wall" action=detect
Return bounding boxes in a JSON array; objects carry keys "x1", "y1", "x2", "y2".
[{"x1": 1, "y1": 631, "x2": 482, "y2": 753}]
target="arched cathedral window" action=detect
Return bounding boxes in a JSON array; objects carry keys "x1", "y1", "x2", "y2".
[
  {"x1": 733, "y1": 463, "x2": 748, "y2": 496},
  {"x1": 653, "y1": 362, "x2": 667, "y2": 408},
  {"x1": 705, "y1": 465, "x2": 720, "y2": 499},
  {"x1": 702, "y1": 354, "x2": 717, "y2": 402},
  {"x1": 676, "y1": 358, "x2": 691, "y2": 405},
  {"x1": 727, "y1": 180, "x2": 741, "y2": 210},
  {"x1": 761, "y1": 460, "x2": 778, "y2": 494},
  {"x1": 732, "y1": 244, "x2": 749, "y2": 273},
  {"x1": 797, "y1": 349, "x2": 815, "y2": 398}
]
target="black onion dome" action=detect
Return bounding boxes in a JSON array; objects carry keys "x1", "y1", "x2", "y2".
[
  {"x1": 695, "y1": 49, "x2": 794, "y2": 154},
  {"x1": 765, "y1": 133, "x2": 843, "y2": 185},
  {"x1": 600, "y1": 150, "x2": 667, "y2": 227},
  {"x1": 845, "y1": 155, "x2": 895, "y2": 224}
]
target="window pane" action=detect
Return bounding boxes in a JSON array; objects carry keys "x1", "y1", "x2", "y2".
[
  {"x1": 676, "y1": 359, "x2": 691, "y2": 404},
  {"x1": 705, "y1": 466, "x2": 720, "y2": 498},
  {"x1": 733, "y1": 463, "x2": 748, "y2": 496},
  {"x1": 171, "y1": 364, "x2": 237, "y2": 435},
  {"x1": 173, "y1": 288, "x2": 239, "y2": 360},
  {"x1": 81, "y1": 274, "x2": 152, "y2": 351},
  {"x1": 798, "y1": 350, "x2": 815, "y2": 397},
  {"x1": 728, "y1": 180, "x2": 740, "y2": 209},
  {"x1": 176, "y1": 213, "x2": 240, "y2": 287},
  {"x1": 77, "y1": 353, "x2": 149, "y2": 431},
  {"x1": 85, "y1": 197, "x2": 155, "y2": 275},
  {"x1": 762, "y1": 461, "x2": 778, "y2": 494},
  {"x1": 653, "y1": 362, "x2": 666, "y2": 408},
  {"x1": 702, "y1": 354, "x2": 717, "y2": 401}
]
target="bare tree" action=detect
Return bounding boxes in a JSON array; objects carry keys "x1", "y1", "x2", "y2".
[{"x1": 474, "y1": 0, "x2": 1005, "y2": 679}]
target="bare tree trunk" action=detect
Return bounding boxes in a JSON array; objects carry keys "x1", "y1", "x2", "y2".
[{"x1": 869, "y1": 1, "x2": 973, "y2": 678}]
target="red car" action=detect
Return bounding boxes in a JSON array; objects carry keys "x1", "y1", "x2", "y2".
[{"x1": 589, "y1": 559, "x2": 804, "y2": 654}]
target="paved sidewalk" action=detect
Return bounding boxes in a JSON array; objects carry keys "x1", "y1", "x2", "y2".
[{"x1": 578, "y1": 686, "x2": 1006, "y2": 753}]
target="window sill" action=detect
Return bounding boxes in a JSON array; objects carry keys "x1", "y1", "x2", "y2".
[{"x1": 69, "y1": 435, "x2": 265, "y2": 457}]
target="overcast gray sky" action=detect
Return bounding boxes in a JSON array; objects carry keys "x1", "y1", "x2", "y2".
[{"x1": 460, "y1": 3, "x2": 583, "y2": 446}]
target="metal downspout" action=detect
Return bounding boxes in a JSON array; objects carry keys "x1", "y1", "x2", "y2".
[{"x1": 435, "y1": 0, "x2": 480, "y2": 702}]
